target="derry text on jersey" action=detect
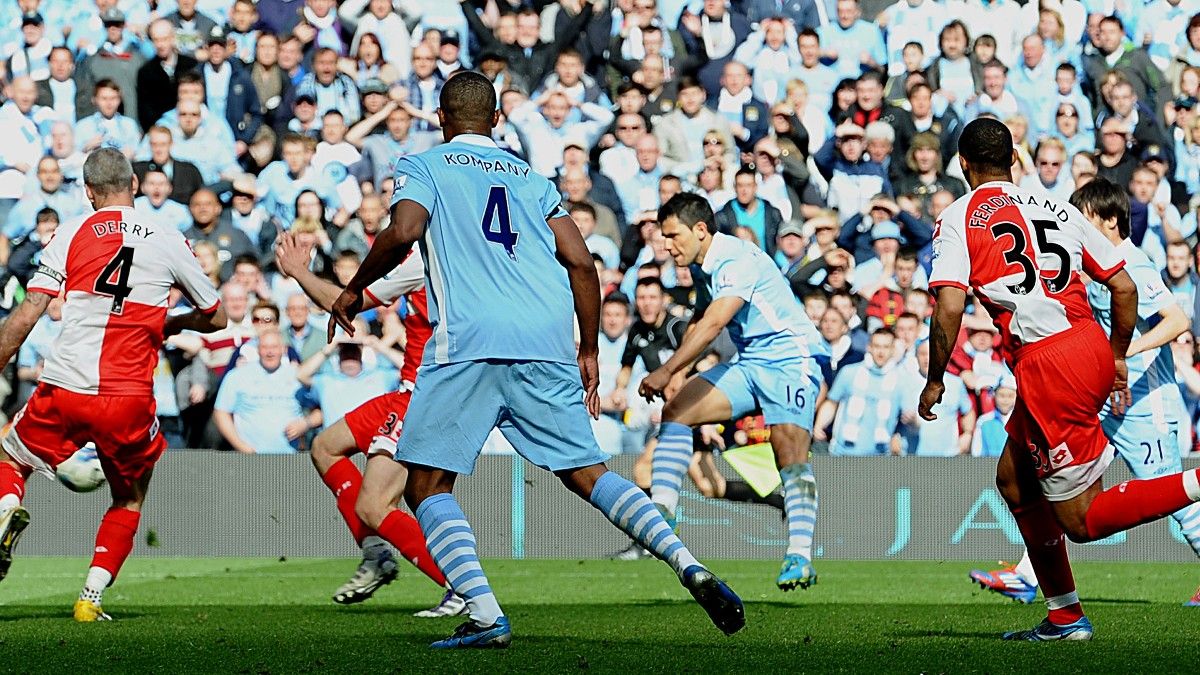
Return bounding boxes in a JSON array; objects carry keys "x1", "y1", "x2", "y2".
[
  {"x1": 91, "y1": 218, "x2": 155, "y2": 239},
  {"x1": 967, "y1": 192, "x2": 1072, "y2": 229}
]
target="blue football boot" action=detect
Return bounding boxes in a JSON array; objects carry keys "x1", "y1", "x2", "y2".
[
  {"x1": 1002, "y1": 616, "x2": 1094, "y2": 641},
  {"x1": 430, "y1": 617, "x2": 512, "y2": 649},
  {"x1": 776, "y1": 553, "x2": 817, "y2": 591}
]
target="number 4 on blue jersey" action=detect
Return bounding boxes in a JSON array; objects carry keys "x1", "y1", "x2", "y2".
[{"x1": 482, "y1": 186, "x2": 518, "y2": 259}]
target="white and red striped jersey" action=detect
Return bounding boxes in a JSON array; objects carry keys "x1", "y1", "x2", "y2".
[
  {"x1": 363, "y1": 249, "x2": 430, "y2": 384},
  {"x1": 27, "y1": 206, "x2": 222, "y2": 396},
  {"x1": 930, "y1": 181, "x2": 1125, "y2": 358}
]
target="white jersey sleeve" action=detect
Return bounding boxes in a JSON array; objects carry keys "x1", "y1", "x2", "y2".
[
  {"x1": 1073, "y1": 206, "x2": 1126, "y2": 281},
  {"x1": 364, "y1": 249, "x2": 425, "y2": 306},
  {"x1": 168, "y1": 234, "x2": 222, "y2": 313},
  {"x1": 928, "y1": 200, "x2": 971, "y2": 291}
]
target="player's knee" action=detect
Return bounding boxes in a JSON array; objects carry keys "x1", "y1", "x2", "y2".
[
  {"x1": 1061, "y1": 519, "x2": 1092, "y2": 544},
  {"x1": 309, "y1": 433, "x2": 344, "y2": 470},
  {"x1": 354, "y1": 496, "x2": 387, "y2": 530}
]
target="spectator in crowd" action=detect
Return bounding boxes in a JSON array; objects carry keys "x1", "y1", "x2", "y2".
[
  {"x1": 202, "y1": 26, "x2": 264, "y2": 166},
  {"x1": 295, "y1": 47, "x2": 361, "y2": 123},
  {"x1": 75, "y1": 79, "x2": 141, "y2": 158},
  {"x1": 340, "y1": 32, "x2": 401, "y2": 86},
  {"x1": 677, "y1": 0, "x2": 751, "y2": 96},
  {"x1": 818, "y1": 0, "x2": 886, "y2": 81},
  {"x1": 816, "y1": 120, "x2": 892, "y2": 217},
  {"x1": 133, "y1": 126, "x2": 205, "y2": 206},
  {"x1": 816, "y1": 328, "x2": 907, "y2": 455},
  {"x1": 214, "y1": 329, "x2": 311, "y2": 454},
  {"x1": 971, "y1": 372, "x2": 1016, "y2": 457},
  {"x1": 36, "y1": 47, "x2": 78, "y2": 123},
  {"x1": 192, "y1": 240, "x2": 224, "y2": 288},
  {"x1": 1052, "y1": 101, "x2": 1093, "y2": 158},
  {"x1": 335, "y1": 192, "x2": 385, "y2": 260},
  {"x1": 925, "y1": 21, "x2": 979, "y2": 120},
  {"x1": 165, "y1": 0, "x2": 218, "y2": 58},
  {"x1": 0, "y1": 78, "x2": 46, "y2": 260},
  {"x1": 137, "y1": 19, "x2": 198, "y2": 131},
  {"x1": 965, "y1": 61, "x2": 1019, "y2": 120},
  {"x1": 4, "y1": 156, "x2": 84, "y2": 242},
  {"x1": 186, "y1": 188, "x2": 255, "y2": 280},
  {"x1": 74, "y1": 8, "x2": 145, "y2": 119},
  {"x1": 3, "y1": 207, "x2": 59, "y2": 290},
  {"x1": 714, "y1": 61, "x2": 769, "y2": 155},
  {"x1": 715, "y1": 168, "x2": 784, "y2": 258},
  {"x1": 226, "y1": 0, "x2": 261, "y2": 64},
  {"x1": 507, "y1": 88, "x2": 613, "y2": 177},
  {"x1": 1097, "y1": 117, "x2": 1140, "y2": 189},
  {"x1": 344, "y1": 0, "x2": 411, "y2": 72},
  {"x1": 459, "y1": 0, "x2": 596, "y2": 89},
  {"x1": 613, "y1": 135, "x2": 667, "y2": 226},
  {"x1": 282, "y1": 292, "x2": 324, "y2": 362},
  {"x1": 152, "y1": 91, "x2": 240, "y2": 184},
  {"x1": 135, "y1": 169, "x2": 193, "y2": 232},
  {"x1": 228, "y1": 174, "x2": 270, "y2": 248},
  {"x1": 654, "y1": 75, "x2": 736, "y2": 179},
  {"x1": 297, "y1": 335, "x2": 403, "y2": 430},
  {"x1": 1020, "y1": 137, "x2": 1074, "y2": 200},
  {"x1": 900, "y1": 340, "x2": 975, "y2": 456},
  {"x1": 1083, "y1": 15, "x2": 1170, "y2": 117},
  {"x1": 258, "y1": 132, "x2": 345, "y2": 229}
]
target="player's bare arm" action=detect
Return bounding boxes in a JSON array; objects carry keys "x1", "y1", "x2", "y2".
[
  {"x1": 0, "y1": 291, "x2": 51, "y2": 369},
  {"x1": 547, "y1": 214, "x2": 603, "y2": 419},
  {"x1": 163, "y1": 304, "x2": 229, "y2": 339},
  {"x1": 1102, "y1": 269, "x2": 1137, "y2": 414},
  {"x1": 331, "y1": 199, "x2": 429, "y2": 340},
  {"x1": 639, "y1": 296, "x2": 744, "y2": 403},
  {"x1": 1128, "y1": 301, "x2": 1188, "y2": 357},
  {"x1": 275, "y1": 232, "x2": 385, "y2": 313},
  {"x1": 919, "y1": 286, "x2": 967, "y2": 421}
]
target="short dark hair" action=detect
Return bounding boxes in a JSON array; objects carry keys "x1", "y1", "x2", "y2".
[
  {"x1": 1070, "y1": 177, "x2": 1130, "y2": 239},
  {"x1": 335, "y1": 250, "x2": 361, "y2": 264},
  {"x1": 798, "y1": 28, "x2": 819, "y2": 41},
  {"x1": 802, "y1": 289, "x2": 829, "y2": 305},
  {"x1": 871, "y1": 327, "x2": 896, "y2": 339},
  {"x1": 897, "y1": 248, "x2": 919, "y2": 264},
  {"x1": 635, "y1": 276, "x2": 666, "y2": 293},
  {"x1": 439, "y1": 70, "x2": 497, "y2": 128},
  {"x1": 896, "y1": 311, "x2": 920, "y2": 324},
  {"x1": 94, "y1": 78, "x2": 120, "y2": 95},
  {"x1": 1056, "y1": 62, "x2": 1076, "y2": 75},
  {"x1": 676, "y1": 75, "x2": 704, "y2": 93},
  {"x1": 903, "y1": 41, "x2": 924, "y2": 53},
  {"x1": 36, "y1": 207, "x2": 59, "y2": 224},
  {"x1": 323, "y1": 109, "x2": 344, "y2": 121},
  {"x1": 957, "y1": 118, "x2": 1013, "y2": 173},
  {"x1": 857, "y1": 70, "x2": 886, "y2": 88},
  {"x1": 567, "y1": 201, "x2": 596, "y2": 219},
  {"x1": 177, "y1": 71, "x2": 203, "y2": 88},
  {"x1": 602, "y1": 291, "x2": 630, "y2": 308},
  {"x1": 734, "y1": 167, "x2": 757, "y2": 182},
  {"x1": 233, "y1": 253, "x2": 261, "y2": 270},
  {"x1": 1099, "y1": 15, "x2": 1124, "y2": 31},
  {"x1": 658, "y1": 192, "x2": 715, "y2": 231}
]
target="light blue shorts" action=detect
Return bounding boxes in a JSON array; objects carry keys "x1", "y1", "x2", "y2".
[
  {"x1": 699, "y1": 356, "x2": 818, "y2": 430},
  {"x1": 1104, "y1": 414, "x2": 1184, "y2": 479},
  {"x1": 395, "y1": 359, "x2": 609, "y2": 476}
]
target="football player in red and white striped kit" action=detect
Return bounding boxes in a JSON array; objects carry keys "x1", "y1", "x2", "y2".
[
  {"x1": 0, "y1": 149, "x2": 228, "y2": 621},
  {"x1": 274, "y1": 232, "x2": 464, "y2": 617},
  {"x1": 920, "y1": 119, "x2": 1200, "y2": 641}
]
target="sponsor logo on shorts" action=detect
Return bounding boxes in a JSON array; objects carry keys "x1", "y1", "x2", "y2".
[{"x1": 1048, "y1": 442, "x2": 1074, "y2": 470}]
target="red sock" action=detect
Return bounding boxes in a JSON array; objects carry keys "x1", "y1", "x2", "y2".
[
  {"x1": 321, "y1": 458, "x2": 373, "y2": 545},
  {"x1": 377, "y1": 509, "x2": 446, "y2": 587},
  {"x1": 1012, "y1": 500, "x2": 1083, "y2": 624},
  {"x1": 1085, "y1": 470, "x2": 1200, "y2": 540},
  {"x1": 0, "y1": 463, "x2": 25, "y2": 501},
  {"x1": 90, "y1": 508, "x2": 140, "y2": 582}
]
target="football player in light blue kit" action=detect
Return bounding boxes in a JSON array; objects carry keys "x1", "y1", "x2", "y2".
[
  {"x1": 971, "y1": 179, "x2": 1200, "y2": 606},
  {"x1": 639, "y1": 193, "x2": 828, "y2": 592},
  {"x1": 328, "y1": 72, "x2": 744, "y2": 649}
]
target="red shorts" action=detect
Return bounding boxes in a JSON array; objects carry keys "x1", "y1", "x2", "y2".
[
  {"x1": 3, "y1": 383, "x2": 166, "y2": 496},
  {"x1": 343, "y1": 388, "x2": 412, "y2": 458},
  {"x1": 1007, "y1": 322, "x2": 1116, "y2": 501}
]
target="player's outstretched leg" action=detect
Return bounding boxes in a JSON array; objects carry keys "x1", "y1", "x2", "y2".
[
  {"x1": 777, "y1": 462, "x2": 818, "y2": 591},
  {"x1": 0, "y1": 459, "x2": 29, "y2": 583},
  {"x1": 311, "y1": 423, "x2": 399, "y2": 605},
  {"x1": 995, "y1": 442, "x2": 1092, "y2": 641},
  {"x1": 355, "y1": 455, "x2": 465, "y2": 618},
  {"x1": 569, "y1": 465, "x2": 745, "y2": 635},
  {"x1": 407, "y1": 471, "x2": 510, "y2": 649},
  {"x1": 649, "y1": 421, "x2": 692, "y2": 530},
  {"x1": 75, "y1": 506, "x2": 140, "y2": 622},
  {"x1": 1053, "y1": 463, "x2": 1200, "y2": 544}
]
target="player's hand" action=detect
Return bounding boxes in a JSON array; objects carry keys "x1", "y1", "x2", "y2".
[
  {"x1": 328, "y1": 289, "x2": 364, "y2": 342},
  {"x1": 274, "y1": 232, "x2": 311, "y2": 278},
  {"x1": 700, "y1": 424, "x2": 726, "y2": 450},
  {"x1": 918, "y1": 381, "x2": 945, "y2": 421},
  {"x1": 284, "y1": 418, "x2": 308, "y2": 441},
  {"x1": 610, "y1": 387, "x2": 628, "y2": 411},
  {"x1": 1111, "y1": 358, "x2": 1132, "y2": 415},
  {"x1": 578, "y1": 351, "x2": 601, "y2": 419},
  {"x1": 638, "y1": 367, "x2": 672, "y2": 403}
]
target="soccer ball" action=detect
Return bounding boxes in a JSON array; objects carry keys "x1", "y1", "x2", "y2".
[{"x1": 56, "y1": 444, "x2": 106, "y2": 493}]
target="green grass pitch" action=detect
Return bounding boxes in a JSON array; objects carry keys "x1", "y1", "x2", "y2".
[{"x1": 0, "y1": 558, "x2": 1196, "y2": 673}]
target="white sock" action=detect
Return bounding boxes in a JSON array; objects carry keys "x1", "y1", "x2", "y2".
[
  {"x1": 80, "y1": 566, "x2": 113, "y2": 603},
  {"x1": 1014, "y1": 549, "x2": 1039, "y2": 587},
  {"x1": 1184, "y1": 469, "x2": 1200, "y2": 502},
  {"x1": 0, "y1": 493, "x2": 19, "y2": 512},
  {"x1": 361, "y1": 535, "x2": 389, "y2": 561}
]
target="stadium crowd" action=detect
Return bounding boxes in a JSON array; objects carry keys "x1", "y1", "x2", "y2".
[{"x1": 1, "y1": 0, "x2": 1200, "y2": 458}]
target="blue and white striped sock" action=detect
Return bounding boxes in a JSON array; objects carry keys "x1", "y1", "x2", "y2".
[
  {"x1": 415, "y1": 493, "x2": 503, "y2": 626},
  {"x1": 590, "y1": 471, "x2": 700, "y2": 578},
  {"x1": 651, "y1": 422, "x2": 693, "y2": 516},
  {"x1": 1173, "y1": 502, "x2": 1200, "y2": 557},
  {"x1": 780, "y1": 463, "x2": 818, "y2": 559}
]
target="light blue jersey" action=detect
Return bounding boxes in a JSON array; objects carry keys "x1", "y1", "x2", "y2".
[
  {"x1": 901, "y1": 372, "x2": 972, "y2": 456},
  {"x1": 827, "y1": 361, "x2": 905, "y2": 456},
  {"x1": 698, "y1": 233, "x2": 823, "y2": 362},
  {"x1": 391, "y1": 133, "x2": 606, "y2": 476},
  {"x1": 391, "y1": 134, "x2": 573, "y2": 366},
  {"x1": 1089, "y1": 238, "x2": 1190, "y2": 463}
]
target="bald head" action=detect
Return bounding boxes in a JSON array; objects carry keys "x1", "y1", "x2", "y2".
[{"x1": 10, "y1": 76, "x2": 36, "y2": 113}]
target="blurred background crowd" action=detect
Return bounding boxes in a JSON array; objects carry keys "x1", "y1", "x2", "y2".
[{"x1": 0, "y1": 0, "x2": 1197, "y2": 459}]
